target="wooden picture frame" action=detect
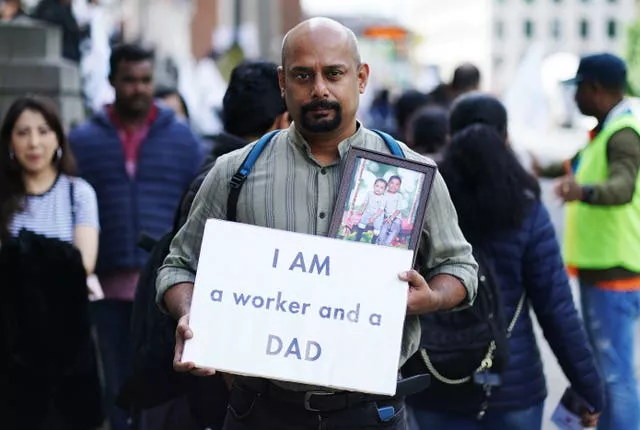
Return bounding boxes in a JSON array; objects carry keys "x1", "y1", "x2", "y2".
[{"x1": 328, "y1": 147, "x2": 437, "y2": 252}]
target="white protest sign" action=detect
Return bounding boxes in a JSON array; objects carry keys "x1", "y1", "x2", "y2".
[{"x1": 182, "y1": 219, "x2": 414, "y2": 396}]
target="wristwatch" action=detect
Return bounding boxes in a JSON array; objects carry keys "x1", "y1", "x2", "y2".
[{"x1": 581, "y1": 186, "x2": 595, "y2": 203}]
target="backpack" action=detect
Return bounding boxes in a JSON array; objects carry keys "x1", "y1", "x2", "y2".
[
  {"x1": 409, "y1": 245, "x2": 526, "y2": 419},
  {"x1": 120, "y1": 129, "x2": 406, "y2": 417}
]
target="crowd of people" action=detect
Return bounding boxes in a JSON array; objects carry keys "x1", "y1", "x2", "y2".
[{"x1": 0, "y1": 14, "x2": 639, "y2": 430}]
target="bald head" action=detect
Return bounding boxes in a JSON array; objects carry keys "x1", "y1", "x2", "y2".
[
  {"x1": 277, "y1": 17, "x2": 370, "y2": 139},
  {"x1": 281, "y1": 18, "x2": 361, "y2": 68}
]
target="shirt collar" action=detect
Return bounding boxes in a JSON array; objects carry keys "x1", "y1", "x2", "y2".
[
  {"x1": 287, "y1": 121, "x2": 364, "y2": 166},
  {"x1": 590, "y1": 99, "x2": 630, "y2": 138},
  {"x1": 603, "y1": 99, "x2": 631, "y2": 125}
]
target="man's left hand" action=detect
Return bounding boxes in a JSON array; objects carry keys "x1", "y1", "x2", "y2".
[
  {"x1": 400, "y1": 270, "x2": 443, "y2": 315},
  {"x1": 554, "y1": 175, "x2": 583, "y2": 202}
]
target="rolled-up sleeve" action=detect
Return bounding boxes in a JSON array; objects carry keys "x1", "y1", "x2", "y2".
[
  {"x1": 419, "y1": 171, "x2": 478, "y2": 306},
  {"x1": 155, "y1": 155, "x2": 232, "y2": 310}
]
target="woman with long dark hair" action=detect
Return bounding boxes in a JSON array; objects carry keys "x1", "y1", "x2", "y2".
[
  {"x1": 0, "y1": 96, "x2": 98, "y2": 264},
  {"x1": 409, "y1": 93, "x2": 604, "y2": 429},
  {"x1": 0, "y1": 95, "x2": 103, "y2": 429}
]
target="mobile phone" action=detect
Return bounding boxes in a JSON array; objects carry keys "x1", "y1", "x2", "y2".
[{"x1": 551, "y1": 387, "x2": 594, "y2": 430}]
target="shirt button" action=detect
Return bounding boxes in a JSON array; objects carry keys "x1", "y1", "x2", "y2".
[
  {"x1": 319, "y1": 212, "x2": 326, "y2": 219},
  {"x1": 321, "y1": 168, "x2": 327, "y2": 175}
]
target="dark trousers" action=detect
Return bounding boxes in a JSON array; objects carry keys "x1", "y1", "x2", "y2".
[
  {"x1": 91, "y1": 299, "x2": 133, "y2": 430},
  {"x1": 222, "y1": 379, "x2": 407, "y2": 429}
]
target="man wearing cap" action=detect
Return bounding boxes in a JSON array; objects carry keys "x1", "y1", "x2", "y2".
[{"x1": 538, "y1": 53, "x2": 640, "y2": 429}]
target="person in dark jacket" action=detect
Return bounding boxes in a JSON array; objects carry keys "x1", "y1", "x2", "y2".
[
  {"x1": 69, "y1": 43, "x2": 202, "y2": 430},
  {"x1": 409, "y1": 93, "x2": 604, "y2": 429},
  {"x1": 155, "y1": 86, "x2": 190, "y2": 124},
  {"x1": 176, "y1": 60, "x2": 289, "y2": 227},
  {"x1": 405, "y1": 104, "x2": 449, "y2": 163},
  {"x1": 427, "y1": 63, "x2": 481, "y2": 109},
  {"x1": 133, "y1": 60, "x2": 288, "y2": 430},
  {"x1": 31, "y1": 0, "x2": 87, "y2": 63},
  {"x1": 393, "y1": 89, "x2": 430, "y2": 142}
]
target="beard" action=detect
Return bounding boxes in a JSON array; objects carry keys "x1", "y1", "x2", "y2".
[
  {"x1": 117, "y1": 95, "x2": 152, "y2": 118},
  {"x1": 299, "y1": 99, "x2": 342, "y2": 132}
]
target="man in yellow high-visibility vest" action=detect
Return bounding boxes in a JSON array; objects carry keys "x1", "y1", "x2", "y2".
[{"x1": 538, "y1": 53, "x2": 640, "y2": 430}]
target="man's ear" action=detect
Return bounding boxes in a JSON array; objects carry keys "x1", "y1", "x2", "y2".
[
  {"x1": 357, "y1": 63, "x2": 370, "y2": 95},
  {"x1": 278, "y1": 66, "x2": 286, "y2": 98}
]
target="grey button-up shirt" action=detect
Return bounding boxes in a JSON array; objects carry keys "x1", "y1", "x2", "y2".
[{"x1": 157, "y1": 123, "x2": 478, "y2": 391}]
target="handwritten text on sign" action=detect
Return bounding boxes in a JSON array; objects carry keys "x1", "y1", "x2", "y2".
[{"x1": 182, "y1": 219, "x2": 413, "y2": 395}]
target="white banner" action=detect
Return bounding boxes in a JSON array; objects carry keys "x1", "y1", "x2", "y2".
[{"x1": 183, "y1": 219, "x2": 413, "y2": 395}]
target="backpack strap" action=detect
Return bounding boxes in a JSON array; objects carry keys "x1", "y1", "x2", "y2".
[
  {"x1": 371, "y1": 129, "x2": 405, "y2": 157},
  {"x1": 225, "y1": 129, "x2": 403, "y2": 222},
  {"x1": 226, "y1": 130, "x2": 281, "y2": 222}
]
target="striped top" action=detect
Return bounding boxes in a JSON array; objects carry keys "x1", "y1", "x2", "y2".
[
  {"x1": 157, "y1": 122, "x2": 478, "y2": 391},
  {"x1": 9, "y1": 174, "x2": 99, "y2": 244}
]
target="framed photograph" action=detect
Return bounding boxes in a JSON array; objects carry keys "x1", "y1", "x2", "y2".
[{"x1": 328, "y1": 147, "x2": 437, "y2": 251}]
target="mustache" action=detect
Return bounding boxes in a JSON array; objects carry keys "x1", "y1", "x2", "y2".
[
  {"x1": 129, "y1": 94, "x2": 150, "y2": 100},
  {"x1": 301, "y1": 99, "x2": 341, "y2": 113}
]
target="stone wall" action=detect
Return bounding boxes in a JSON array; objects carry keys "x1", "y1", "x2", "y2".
[{"x1": 0, "y1": 19, "x2": 85, "y2": 130}]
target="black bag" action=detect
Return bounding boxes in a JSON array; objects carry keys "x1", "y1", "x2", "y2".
[
  {"x1": 121, "y1": 229, "x2": 231, "y2": 428},
  {"x1": 0, "y1": 230, "x2": 104, "y2": 429},
  {"x1": 120, "y1": 230, "x2": 191, "y2": 409},
  {"x1": 410, "y1": 247, "x2": 526, "y2": 418}
]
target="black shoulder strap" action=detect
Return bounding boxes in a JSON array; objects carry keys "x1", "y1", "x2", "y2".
[
  {"x1": 69, "y1": 178, "x2": 77, "y2": 227},
  {"x1": 226, "y1": 130, "x2": 281, "y2": 222}
]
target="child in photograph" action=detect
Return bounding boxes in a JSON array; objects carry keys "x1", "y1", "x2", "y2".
[
  {"x1": 353, "y1": 178, "x2": 387, "y2": 242},
  {"x1": 377, "y1": 175, "x2": 406, "y2": 246}
]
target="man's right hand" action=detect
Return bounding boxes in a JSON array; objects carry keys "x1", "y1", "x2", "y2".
[{"x1": 173, "y1": 313, "x2": 217, "y2": 376}]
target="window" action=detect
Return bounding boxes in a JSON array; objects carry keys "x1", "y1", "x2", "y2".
[
  {"x1": 551, "y1": 19, "x2": 562, "y2": 40},
  {"x1": 495, "y1": 20, "x2": 505, "y2": 38},
  {"x1": 524, "y1": 19, "x2": 535, "y2": 38},
  {"x1": 580, "y1": 19, "x2": 589, "y2": 39},
  {"x1": 607, "y1": 19, "x2": 617, "y2": 38}
]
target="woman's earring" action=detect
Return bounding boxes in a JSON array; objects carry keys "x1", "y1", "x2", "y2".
[
  {"x1": 56, "y1": 147, "x2": 62, "y2": 160},
  {"x1": 9, "y1": 149, "x2": 15, "y2": 160}
]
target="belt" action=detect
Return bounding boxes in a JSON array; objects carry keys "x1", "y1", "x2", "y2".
[{"x1": 236, "y1": 373, "x2": 430, "y2": 412}]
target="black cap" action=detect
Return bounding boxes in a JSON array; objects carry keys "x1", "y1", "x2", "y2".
[{"x1": 564, "y1": 53, "x2": 627, "y2": 87}]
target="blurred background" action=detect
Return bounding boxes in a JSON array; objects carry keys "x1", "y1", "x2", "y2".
[{"x1": 3, "y1": 0, "x2": 639, "y2": 147}]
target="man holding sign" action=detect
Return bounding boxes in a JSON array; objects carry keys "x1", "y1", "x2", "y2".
[{"x1": 157, "y1": 17, "x2": 478, "y2": 430}]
